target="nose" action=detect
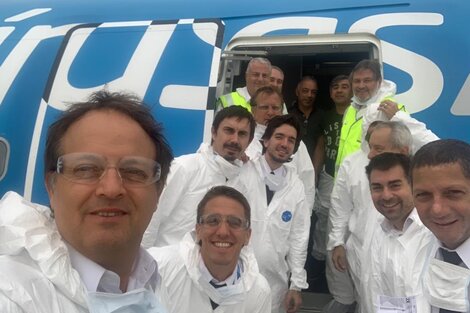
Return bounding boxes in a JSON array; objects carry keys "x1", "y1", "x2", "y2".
[
  {"x1": 95, "y1": 167, "x2": 125, "y2": 198},
  {"x1": 368, "y1": 150, "x2": 376, "y2": 160},
  {"x1": 381, "y1": 187, "x2": 393, "y2": 201},
  {"x1": 429, "y1": 195, "x2": 447, "y2": 218},
  {"x1": 215, "y1": 220, "x2": 230, "y2": 236}
]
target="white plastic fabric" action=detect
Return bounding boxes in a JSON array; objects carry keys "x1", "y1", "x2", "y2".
[
  {"x1": 238, "y1": 156, "x2": 310, "y2": 311},
  {"x1": 149, "y1": 232, "x2": 271, "y2": 313},
  {"x1": 0, "y1": 191, "x2": 90, "y2": 312},
  {"x1": 142, "y1": 143, "x2": 246, "y2": 248},
  {"x1": 424, "y1": 251, "x2": 470, "y2": 312},
  {"x1": 359, "y1": 210, "x2": 434, "y2": 313},
  {"x1": 327, "y1": 150, "x2": 378, "y2": 303}
]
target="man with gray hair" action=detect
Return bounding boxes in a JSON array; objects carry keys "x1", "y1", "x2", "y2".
[{"x1": 217, "y1": 57, "x2": 272, "y2": 113}]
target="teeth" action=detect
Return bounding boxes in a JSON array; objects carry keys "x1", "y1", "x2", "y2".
[
  {"x1": 96, "y1": 212, "x2": 123, "y2": 217},
  {"x1": 214, "y1": 242, "x2": 231, "y2": 248}
]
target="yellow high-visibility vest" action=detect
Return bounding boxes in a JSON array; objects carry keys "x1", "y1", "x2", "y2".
[{"x1": 217, "y1": 91, "x2": 251, "y2": 112}]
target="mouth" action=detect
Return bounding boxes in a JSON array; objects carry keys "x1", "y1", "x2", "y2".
[
  {"x1": 212, "y1": 241, "x2": 233, "y2": 248},
  {"x1": 90, "y1": 209, "x2": 127, "y2": 218},
  {"x1": 433, "y1": 219, "x2": 458, "y2": 227}
]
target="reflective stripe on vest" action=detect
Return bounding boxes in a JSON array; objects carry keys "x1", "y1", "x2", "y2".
[{"x1": 218, "y1": 91, "x2": 251, "y2": 112}]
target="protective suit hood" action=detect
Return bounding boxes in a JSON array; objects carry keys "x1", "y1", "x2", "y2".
[
  {"x1": 351, "y1": 79, "x2": 396, "y2": 109},
  {"x1": 0, "y1": 191, "x2": 88, "y2": 309}
]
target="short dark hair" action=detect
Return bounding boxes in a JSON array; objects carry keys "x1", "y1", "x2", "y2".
[
  {"x1": 329, "y1": 74, "x2": 350, "y2": 89},
  {"x1": 196, "y1": 185, "x2": 251, "y2": 227},
  {"x1": 261, "y1": 114, "x2": 302, "y2": 156},
  {"x1": 212, "y1": 106, "x2": 256, "y2": 142},
  {"x1": 350, "y1": 59, "x2": 382, "y2": 82},
  {"x1": 250, "y1": 85, "x2": 284, "y2": 108},
  {"x1": 44, "y1": 90, "x2": 174, "y2": 190},
  {"x1": 411, "y1": 139, "x2": 470, "y2": 180},
  {"x1": 297, "y1": 75, "x2": 317, "y2": 88},
  {"x1": 366, "y1": 152, "x2": 411, "y2": 183}
]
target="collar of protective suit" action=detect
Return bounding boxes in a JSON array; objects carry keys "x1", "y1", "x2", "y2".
[
  {"x1": 351, "y1": 79, "x2": 397, "y2": 110},
  {"x1": 198, "y1": 142, "x2": 243, "y2": 180},
  {"x1": 0, "y1": 191, "x2": 89, "y2": 309},
  {"x1": 179, "y1": 232, "x2": 260, "y2": 305},
  {"x1": 235, "y1": 86, "x2": 251, "y2": 102}
]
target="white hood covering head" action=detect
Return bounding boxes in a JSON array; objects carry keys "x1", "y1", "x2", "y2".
[{"x1": 352, "y1": 79, "x2": 397, "y2": 109}]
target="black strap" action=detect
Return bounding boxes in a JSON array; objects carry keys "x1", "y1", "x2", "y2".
[
  {"x1": 265, "y1": 185, "x2": 274, "y2": 205},
  {"x1": 438, "y1": 248, "x2": 464, "y2": 313},
  {"x1": 439, "y1": 248, "x2": 463, "y2": 266}
]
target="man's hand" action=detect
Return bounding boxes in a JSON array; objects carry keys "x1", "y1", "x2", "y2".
[
  {"x1": 284, "y1": 290, "x2": 302, "y2": 313},
  {"x1": 332, "y1": 245, "x2": 348, "y2": 272},
  {"x1": 239, "y1": 152, "x2": 250, "y2": 163},
  {"x1": 378, "y1": 100, "x2": 399, "y2": 119}
]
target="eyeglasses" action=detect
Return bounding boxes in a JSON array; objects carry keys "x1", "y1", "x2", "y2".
[
  {"x1": 198, "y1": 214, "x2": 249, "y2": 230},
  {"x1": 56, "y1": 153, "x2": 161, "y2": 187},
  {"x1": 255, "y1": 104, "x2": 282, "y2": 112}
]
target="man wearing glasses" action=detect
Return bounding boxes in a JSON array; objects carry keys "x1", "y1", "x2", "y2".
[
  {"x1": 151, "y1": 186, "x2": 271, "y2": 313},
  {"x1": 0, "y1": 91, "x2": 173, "y2": 312},
  {"x1": 241, "y1": 115, "x2": 310, "y2": 313}
]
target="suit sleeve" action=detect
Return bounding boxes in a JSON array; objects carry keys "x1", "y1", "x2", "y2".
[
  {"x1": 286, "y1": 184, "x2": 310, "y2": 290},
  {"x1": 142, "y1": 160, "x2": 190, "y2": 248},
  {"x1": 327, "y1": 159, "x2": 354, "y2": 250},
  {"x1": 391, "y1": 111, "x2": 439, "y2": 153}
]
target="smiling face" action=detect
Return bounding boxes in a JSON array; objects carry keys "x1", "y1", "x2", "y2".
[
  {"x1": 296, "y1": 79, "x2": 318, "y2": 109},
  {"x1": 263, "y1": 124, "x2": 297, "y2": 169},
  {"x1": 245, "y1": 61, "x2": 271, "y2": 97},
  {"x1": 269, "y1": 67, "x2": 284, "y2": 91},
  {"x1": 330, "y1": 78, "x2": 352, "y2": 106},
  {"x1": 352, "y1": 68, "x2": 381, "y2": 102},
  {"x1": 413, "y1": 163, "x2": 470, "y2": 249},
  {"x1": 196, "y1": 196, "x2": 251, "y2": 278},
  {"x1": 211, "y1": 116, "x2": 251, "y2": 162},
  {"x1": 370, "y1": 165, "x2": 414, "y2": 230},
  {"x1": 46, "y1": 110, "x2": 159, "y2": 263}
]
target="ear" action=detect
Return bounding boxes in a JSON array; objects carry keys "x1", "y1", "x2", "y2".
[
  {"x1": 45, "y1": 172, "x2": 56, "y2": 197},
  {"x1": 262, "y1": 138, "x2": 269, "y2": 149},
  {"x1": 195, "y1": 223, "x2": 202, "y2": 244},
  {"x1": 211, "y1": 126, "x2": 217, "y2": 140},
  {"x1": 244, "y1": 228, "x2": 252, "y2": 246}
]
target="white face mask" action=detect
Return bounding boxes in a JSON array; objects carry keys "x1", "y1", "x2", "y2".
[
  {"x1": 87, "y1": 288, "x2": 167, "y2": 313},
  {"x1": 424, "y1": 259, "x2": 470, "y2": 312},
  {"x1": 213, "y1": 154, "x2": 243, "y2": 178}
]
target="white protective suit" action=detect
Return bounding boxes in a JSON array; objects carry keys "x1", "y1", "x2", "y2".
[
  {"x1": 362, "y1": 101, "x2": 439, "y2": 154},
  {"x1": 360, "y1": 209, "x2": 434, "y2": 313},
  {"x1": 239, "y1": 156, "x2": 310, "y2": 312},
  {"x1": 142, "y1": 143, "x2": 245, "y2": 248},
  {"x1": 149, "y1": 232, "x2": 271, "y2": 313},
  {"x1": 245, "y1": 123, "x2": 315, "y2": 214},
  {"x1": 327, "y1": 150, "x2": 375, "y2": 304},
  {"x1": 0, "y1": 191, "x2": 164, "y2": 313}
]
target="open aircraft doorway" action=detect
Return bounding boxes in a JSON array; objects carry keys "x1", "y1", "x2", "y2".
[{"x1": 219, "y1": 33, "x2": 380, "y2": 110}]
